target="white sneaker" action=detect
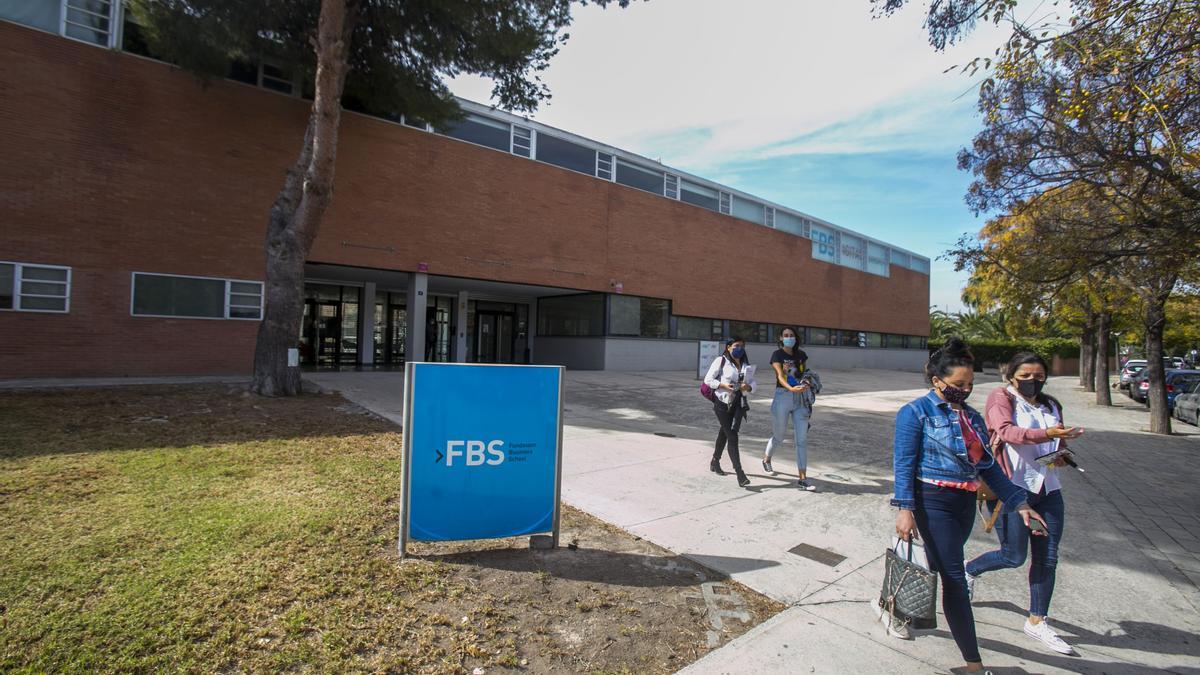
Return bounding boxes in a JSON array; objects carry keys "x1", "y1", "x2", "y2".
[
  {"x1": 965, "y1": 572, "x2": 978, "y2": 602},
  {"x1": 1024, "y1": 619, "x2": 1074, "y2": 655},
  {"x1": 872, "y1": 601, "x2": 911, "y2": 639}
]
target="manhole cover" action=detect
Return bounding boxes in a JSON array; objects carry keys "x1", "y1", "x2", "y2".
[
  {"x1": 654, "y1": 432, "x2": 677, "y2": 438},
  {"x1": 787, "y1": 543, "x2": 847, "y2": 567}
]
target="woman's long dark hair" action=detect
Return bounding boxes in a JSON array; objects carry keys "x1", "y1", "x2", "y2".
[
  {"x1": 925, "y1": 337, "x2": 974, "y2": 384},
  {"x1": 1004, "y1": 351, "x2": 1062, "y2": 412}
]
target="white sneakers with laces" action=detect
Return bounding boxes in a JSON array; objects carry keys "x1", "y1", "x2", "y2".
[
  {"x1": 1024, "y1": 619, "x2": 1075, "y2": 655},
  {"x1": 965, "y1": 572, "x2": 978, "y2": 602}
]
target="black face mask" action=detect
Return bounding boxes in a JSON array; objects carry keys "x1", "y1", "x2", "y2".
[
  {"x1": 936, "y1": 381, "x2": 971, "y2": 405},
  {"x1": 1016, "y1": 378, "x2": 1046, "y2": 398}
]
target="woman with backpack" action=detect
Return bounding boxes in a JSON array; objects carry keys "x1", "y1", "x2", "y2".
[
  {"x1": 704, "y1": 336, "x2": 757, "y2": 487},
  {"x1": 889, "y1": 338, "x2": 1048, "y2": 673},
  {"x1": 761, "y1": 326, "x2": 822, "y2": 490},
  {"x1": 965, "y1": 352, "x2": 1083, "y2": 655}
]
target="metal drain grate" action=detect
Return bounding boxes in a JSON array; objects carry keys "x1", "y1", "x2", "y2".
[{"x1": 787, "y1": 543, "x2": 847, "y2": 567}]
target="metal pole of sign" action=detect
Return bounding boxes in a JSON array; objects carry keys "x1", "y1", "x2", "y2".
[
  {"x1": 551, "y1": 365, "x2": 565, "y2": 549},
  {"x1": 398, "y1": 361, "x2": 416, "y2": 559}
]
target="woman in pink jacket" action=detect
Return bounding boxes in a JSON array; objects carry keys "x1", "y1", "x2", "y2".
[{"x1": 966, "y1": 352, "x2": 1083, "y2": 655}]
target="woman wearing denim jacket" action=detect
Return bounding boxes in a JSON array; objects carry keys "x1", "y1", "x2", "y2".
[{"x1": 889, "y1": 338, "x2": 1048, "y2": 673}]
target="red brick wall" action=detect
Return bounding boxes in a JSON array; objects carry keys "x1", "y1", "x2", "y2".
[{"x1": 0, "y1": 22, "x2": 929, "y2": 378}]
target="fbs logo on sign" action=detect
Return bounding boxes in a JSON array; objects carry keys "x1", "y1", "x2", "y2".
[{"x1": 436, "y1": 440, "x2": 506, "y2": 467}]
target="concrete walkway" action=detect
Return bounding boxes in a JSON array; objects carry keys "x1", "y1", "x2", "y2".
[{"x1": 312, "y1": 368, "x2": 1200, "y2": 673}]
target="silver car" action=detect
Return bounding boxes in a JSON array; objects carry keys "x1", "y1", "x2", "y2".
[
  {"x1": 1173, "y1": 381, "x2": 1200, "y2": 425},
  {"x1": 1119, "y1": 359, "x2": 1146, "y2": 390}
]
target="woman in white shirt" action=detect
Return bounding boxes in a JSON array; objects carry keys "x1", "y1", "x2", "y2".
[
  {"x1": 967, "y1": 352, "x2": 1083, "y2": 656},
  {"x1": 704, "y1": 337, "x2": 758, "y2": 487}
]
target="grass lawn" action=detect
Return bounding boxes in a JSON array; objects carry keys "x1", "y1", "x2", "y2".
[{"x1": 0, "y1": 385, "x2": 779, "y2": 672}]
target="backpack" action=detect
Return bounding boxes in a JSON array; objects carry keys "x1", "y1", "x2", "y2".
[{"x1": 700, "y1": 356, "x2": 727, "y2": 402}]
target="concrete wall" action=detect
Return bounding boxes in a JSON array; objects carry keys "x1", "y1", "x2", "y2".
[
  {"x1": 600, "y1": 339, "x2": 927, "y2": 373},
  {"x1": 0, "y1": 21, "x2": 929, "y2": 378},
  {"x1": 533, "y1": 337, "x2": 606, "y2": 370}
]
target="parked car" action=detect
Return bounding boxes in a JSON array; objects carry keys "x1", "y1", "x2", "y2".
[
  {"x1": 1130, "y1": 369, "x2": 1152, "y2": 402},
  {"x1": 1165, "y1": 370, "x2": 1200, "y2": 410},
  {"x1": 1172, "y1": 381, "x2": 1200, "y2": 425},
  {"x1": 1169, "y1": 356, "x2": 1186, "y2": 370},
  {"x1": 1119, "y1": 359, "x2": 1147, "y2": 390}
]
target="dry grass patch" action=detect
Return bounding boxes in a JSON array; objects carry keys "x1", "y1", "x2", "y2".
[{"x1": 0, "y1": 385, "x2": 780, "y2": 672}]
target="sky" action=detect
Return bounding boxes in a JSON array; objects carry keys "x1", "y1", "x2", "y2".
[{"x1": 449, "y1": 0, "x2": 1019, "y2": 313}]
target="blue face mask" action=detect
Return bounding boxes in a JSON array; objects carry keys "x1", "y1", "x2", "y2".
[
  {"x1": 731, "y1": 346, "x2": 745, "y2": 359},
  {"x1": 782, "y1": 337, "x2": 797, "y2": 348}
]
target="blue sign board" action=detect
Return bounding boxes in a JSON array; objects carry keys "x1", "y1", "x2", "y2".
[{"x1": 401, "y1": 363, "x2": 563, "y2": 550}]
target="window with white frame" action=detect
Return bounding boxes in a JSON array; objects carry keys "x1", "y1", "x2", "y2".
[
  {"x1": 718, "y1": 191, "x2": 732, "y2": 215},
  {"x1": 131, "y1": 273, "x2": 263, "y2": 320},
  {"x1": 511, "y1": 125, "x2": 533, "y2": 157},
  {"x1": 62, "y1": 0, "x2": 118, "y2": 47},
  {"x1": 0, "y1": 262, "x2": 71, "y2": 313},
  {"x1": 765, "y1": 206, "x2": 776, "y2": 228},
  {"x1": 664, "y1": 174, "x2": 680, "y2": 199},
  {"x1": 596, "y1": 152, "x2": 614, "y2": 180}
]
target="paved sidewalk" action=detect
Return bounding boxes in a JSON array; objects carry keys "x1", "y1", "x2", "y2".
[{"x1": 311, "y1": 368, "x2": 1200, "y2": 673}]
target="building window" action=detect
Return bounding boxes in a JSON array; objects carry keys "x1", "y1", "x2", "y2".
[
  {"x1": 132, "y1": 273, "x2": 263, "y2": 320},
  {"x1": 718, "y1": 191, "x2": 732, "y2": 215},
  {"x1": 765, "y1": 207, "x2": 776, "y2": 228},
  {"x1": 614, "y1": 159, "x2": 665, "y2": 195},
  {"x1": 664, "y1": 174, "x2": 680, "y2": 199},
  {"x1": 774, "y1": 210, "x2": 804, "y2": 236},
  {"x1": 808, "y1": 327, "x2": 832, "y2": 346},
  {"x1": 443, "y1": 112, "x2": 511, "y2": 152},
  {"x1": 401, "y1": 115, "x2": 431, "y2": 131},
  {"x1": 676, "y1": 316, "x2": 722, "y2": 340},
  {"x1": 537, "y1": 293, "x2": 604, "y2": 336},
  {"x1": 680, "y1": 180, "x2": 720, "y2": 212},
  {"x1": 608, "y1": 295, "x2": 669, "y2": 338},
  {"x1": 729, "y1": 321, "x2": 769, "y2": 343},
  {"x1": 0, "y1": 262, "x2": 71, "y2": 313},
  {"x1": 731, "y1": 196, "x2": 765, "y2": 225},
  {"x1": 596, "y1": 152, "x2": 614, "y2": 180},
  {"x1": 62, "y1": 0, "x2": 117, "y2": 47},
  {"x1": 511, "y1": 125, "x2": 533, "y2": 157},
  {"x1": 535, "y1": 133, "x2": 596, "y2": 176}
]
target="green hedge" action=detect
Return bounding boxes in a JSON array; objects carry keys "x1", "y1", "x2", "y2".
[{"x1": 929, "y1": 338, "x2": 1081, "y2": 365}]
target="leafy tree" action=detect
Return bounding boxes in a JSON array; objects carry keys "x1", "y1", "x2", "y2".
[
  {"x1": 128, "y1": 0, "x2": 631, "y2": 395},
  {"x1": 880, "y1": 0, "x2": 1199, "y2": 432}
]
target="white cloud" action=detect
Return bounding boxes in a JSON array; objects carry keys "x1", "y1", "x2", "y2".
[{"x1": 450, "y1": 0, "x2": 1007, "y2": 167}]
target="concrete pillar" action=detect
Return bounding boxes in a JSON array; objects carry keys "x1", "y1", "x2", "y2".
[
  {"x1": 455, "y1": 290, "x2": 469, "y2": 363},
  {"x1": 359, "y1": 281, "x2": 376, "y2": 366},
  {"x1": 405, "y1": 273, "x2": 427, "y2": 364}
]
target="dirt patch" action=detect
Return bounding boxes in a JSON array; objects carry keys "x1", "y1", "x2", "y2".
[{"x1": 0, "y1": 384, "x2": 782, "y2": 673}]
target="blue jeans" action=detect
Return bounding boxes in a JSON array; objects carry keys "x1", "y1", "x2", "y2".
[
  {"x1": 913, "y1": 482, "x2": 981, "y2": 664},
  {"x1": 764, "y1": 388, "x2": 811, "y2": 471},
  {"x1": 966, "y1": 488, "x2": 1065, "y2": 617}
]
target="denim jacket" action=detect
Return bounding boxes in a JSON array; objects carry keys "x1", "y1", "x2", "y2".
[{"x1": 891, "y1": 390, "x2": 1029, "y2": 511}]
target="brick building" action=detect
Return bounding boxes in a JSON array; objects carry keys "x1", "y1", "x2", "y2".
[{"x1": 0, "y1": 5, "x2": 930, "y2": 379}]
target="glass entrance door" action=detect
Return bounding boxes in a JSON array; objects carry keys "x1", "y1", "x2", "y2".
[
  {"x1": 301, "y1": 299, "x2": 341, "y2": 366},
  {"x1": 475, "y1": 311, "x2": 516, "y2": 363}
]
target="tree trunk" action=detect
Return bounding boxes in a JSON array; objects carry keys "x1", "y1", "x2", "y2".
[
  {"x1": 251, "y1": 0, "x2": 355, "y2": 396},
  {"x1": 1144, "y1": 295, "x2": 1171, "y2": 434},
  {"x1": 1094, "y1": 312, "x2": 1111, "y2": 406},
  {"x1": 1079, "y1": 315, "x2": 1096, "y2": 390}
]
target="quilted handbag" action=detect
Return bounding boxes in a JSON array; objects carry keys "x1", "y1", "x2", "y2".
[{"x1": 878, "y1": 539, "x2": 938, "y2": 630}]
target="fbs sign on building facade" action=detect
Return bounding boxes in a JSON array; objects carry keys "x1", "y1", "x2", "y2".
[{"x1": 399, "y1": 363, "x2": 565, "y2": 556}]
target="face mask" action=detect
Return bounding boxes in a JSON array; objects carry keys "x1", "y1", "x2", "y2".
[
  {"x1": 731, "y1": 346, "x2": 745, "y2": 359},
  {"x1": 782, "y1": 337, "x2": 797, "y2": 348},
  {"x1": 1016, "y1": 378, "x2": 1045, "y2": 398},
  {"x1": 936, "y1": 381, "x2": 971, "y2": 404}
]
